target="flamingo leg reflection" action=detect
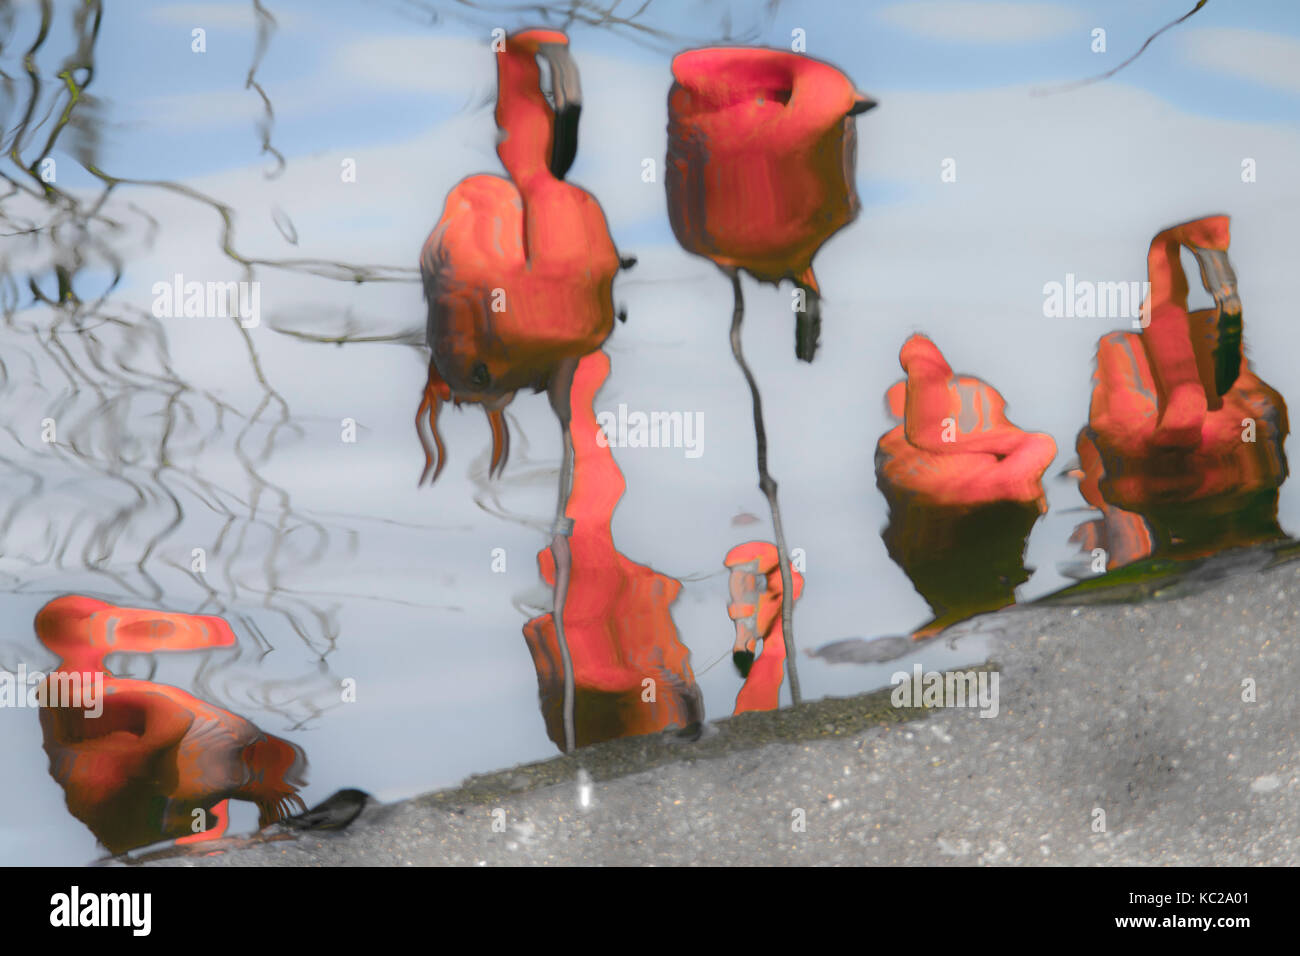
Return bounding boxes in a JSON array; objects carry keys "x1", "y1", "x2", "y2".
[
  {"x1": 548, "y1": 356, "x2": 580, "y2": 752},
  {"x1": 727, "y1": 269, "x2": 802, "y2": 706}
]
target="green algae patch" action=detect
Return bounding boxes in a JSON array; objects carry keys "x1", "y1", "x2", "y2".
[
  {"x1": 1036, "y1": 538, "x2": 1300, "y2": 607},
  {"x1": 1036, "y1": 556, "x2": 1193, "y2": 606}
]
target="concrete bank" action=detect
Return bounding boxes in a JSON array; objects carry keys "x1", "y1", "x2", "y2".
[{"x1": 136, "y1": 546, "x2": 1300, "y2": 866}]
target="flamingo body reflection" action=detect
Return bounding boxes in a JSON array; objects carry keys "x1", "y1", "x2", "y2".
[
  {"x1": 34, "y1": 596, "x2": 306, "y2": 856},
  {"x1": 523, "y1": 351, "x2": 703, "y2": 748},
  {"x1": 1076, "y1": 216, "x2": 1288, "y2": 562},
  {"x1": 876, "y1": 335, "x2": 1056, "y2": 638},
  {"x1": 417, "y1": 29, "x2": 619, "y2": 483}
]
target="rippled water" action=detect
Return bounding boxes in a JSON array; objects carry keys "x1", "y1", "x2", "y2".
[{"x1": 2, "y1": 0, "x2": 1299, "y2": 864}]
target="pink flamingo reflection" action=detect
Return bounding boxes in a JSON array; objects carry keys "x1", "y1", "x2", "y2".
[
  {"x1": 34, "y1": 596, "x2": 306, "y2": 856},
  {"x1": 1074, "y1": 215, "x2": 1288, "y2": 565},
  {"x1": 523, "y1": 352, "x2": 704, "y2": 748},
  {"x1": 725, "y1": 541, "x2": 804, "y2": 714},
  {"x1": 876, "y1": 334, "x2": 1056, "y2": 638}
]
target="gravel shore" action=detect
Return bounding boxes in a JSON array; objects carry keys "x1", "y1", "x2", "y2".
[{"x1": 135, "y1": 546, "x2": 1300, "y2": 866}]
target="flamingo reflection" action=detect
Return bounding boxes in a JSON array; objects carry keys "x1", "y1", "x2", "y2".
[
  {"x1": 876, "y1": 335, "x2": 1057, "y2": 638},
  {"x1": 1066, "y1": 434, "x2": 1155, "y2": 571},
  {"x1": 667, "y1": 47, "x2": 875, "y2": 362},
  {"x1": 34, "y1": 595, "x2": 306, "y2": 856},
  {"x1": 725, "y1": 541, "x2": 803, "y2": 714},
  {"x1": 417, "y1": 29, "x2": 627, "y2": 752},
  {"x1": 416, "y1": 29, "x2": 621, "y2": 483},
  {"x1": 1073, "y1": 215, "x2": 1288, "y2": 566},
  {"x1": 665, "y1": 47, "x2": 875, "y2": 702},
  {"x1": 523, "y1": 351, "x2": 703, "y2": 749}
]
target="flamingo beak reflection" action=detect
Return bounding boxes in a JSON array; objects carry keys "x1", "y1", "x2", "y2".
[
  {"x1": 848, "y1": 95, "x2": 877, "y2": 116},
  {"x1": 539, "y1": 42, "x2": 581, "y2": 180},
  {"x1": 727, "y1": 557, "x2": 764, "y2": 678}
]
